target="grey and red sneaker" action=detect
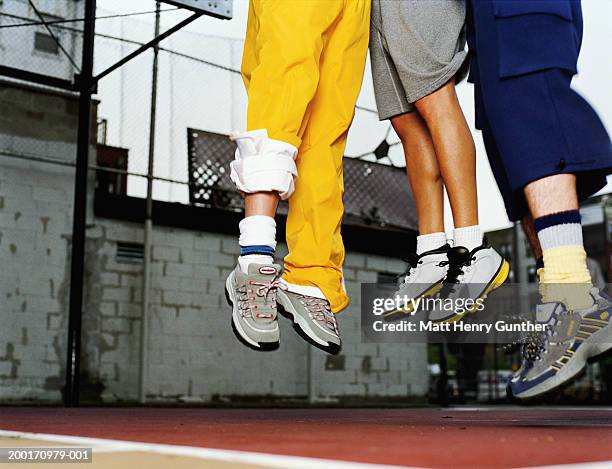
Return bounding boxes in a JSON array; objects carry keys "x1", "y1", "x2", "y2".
[
  {"x1": 277, "y1": 290, "x2": 341, "y2": 355},
  {"x1": 225, "y1": 263, "x2": 283, "y2": 351}
]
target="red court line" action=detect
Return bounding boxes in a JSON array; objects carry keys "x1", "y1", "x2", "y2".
[{"x1": 1, "y1": 407, "x2": 611, "y2": 468}]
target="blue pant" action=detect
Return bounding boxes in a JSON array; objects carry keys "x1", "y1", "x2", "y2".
[{"x1": 467, "y1": 0, "x2": 612, "y2": 221}]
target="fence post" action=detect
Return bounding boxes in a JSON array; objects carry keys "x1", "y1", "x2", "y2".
[{"x1": 139, "y1": 2, "x2": 162, "y2": 404}]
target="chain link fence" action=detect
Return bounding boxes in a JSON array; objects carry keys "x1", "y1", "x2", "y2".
[{"x1": 188, "y1": 128, "x2": 417, "y2": 230}]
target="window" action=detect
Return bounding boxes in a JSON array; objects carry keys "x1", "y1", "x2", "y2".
[
  {"x1": 34, "y1": 31, "x2": 59, "y2": 55},
  {"x1": 33, "y1": 14, "x2": 63, "y2": 55}
]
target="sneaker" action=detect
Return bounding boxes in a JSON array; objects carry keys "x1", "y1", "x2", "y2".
[
  {"x1": 382, "y1": 244, "x2": 450, "y2": 322},
  {"x1": 225, "y1": 263, "x2": 283, "y2": 351},
  {"x1": 509, "y1": 288, "x2": 612, "y2": 400},
  {"x1": 428, "y1": 239, "x2": 510, "y2": 323},
  {"x1": 277, "y1": 290, "x2": 341, "y2": 355}
]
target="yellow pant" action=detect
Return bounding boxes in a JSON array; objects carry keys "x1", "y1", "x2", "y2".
[{"x1": 242, "y1": 0, "x2": 370, "y2": 312}]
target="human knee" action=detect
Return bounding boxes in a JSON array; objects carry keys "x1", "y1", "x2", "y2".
[
  {"x1": 415, "y1": 83, "x2": 457, "y2": 122},
  {"x1": 391, "y1": 113, "x2": 423, "y2": 144},
  {"x1": 230, "y1": 129, "x2": 298, "y2": 200}
]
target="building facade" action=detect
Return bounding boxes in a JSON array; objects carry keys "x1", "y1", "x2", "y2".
[{"x1": 0, "y1": 0, "x2": 83, "y2": 82}]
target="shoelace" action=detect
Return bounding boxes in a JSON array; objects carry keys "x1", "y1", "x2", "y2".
[
  {"x1": 303, "y1": 297, "x2": 337, "y2": 332},
  {"x1": 522, "y1": 328, "x2": 550, "y2": 362},
  {"x1": 440, "y1": 256, "x2": 475, "y2": 284},
  {"x1": 521, "y1": 313, "x2": 571, "y2": 362},
  {"x1": 239, "y1": 279, "x2": 286, "y2": 319}
]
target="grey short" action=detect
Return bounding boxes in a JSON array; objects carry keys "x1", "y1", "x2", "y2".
[{"x1": 370, "y1": 0, "x2": 469, "y2": 120}]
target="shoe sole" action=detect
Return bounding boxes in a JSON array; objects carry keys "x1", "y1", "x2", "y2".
[
  {"x1": 382, "y1": 281, "x2": 443, "y2": 322},
  {"x1": 511, "y1": 318, "x2": 612, "y2": 401},
  {"x1": 587, "y1": 326, "x2": 612, "y2": 363},
  {"x1": 511, "y1": 352, "x2": 588, "y2": 401},
  {"x1": 432, "y1": 259, "x2": 510, "y2": 323},
  {"x1": 276, "y1": 299, "x2": 341, "y2": 356},
  {"x1": 225, "y1": 274, "x2": 280, "y2": 352},
  {"x1": 506, "y1": 364, "x2": 588, "y2": 404}
]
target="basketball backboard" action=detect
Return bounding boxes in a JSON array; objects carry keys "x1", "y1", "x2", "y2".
[{"x1": 161, "y1": 0, "x2": 233, "y2": 19}]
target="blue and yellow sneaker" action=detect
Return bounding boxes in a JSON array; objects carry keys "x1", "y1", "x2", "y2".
[{"x1": 509, "y1": 288, "x2": 612, "y2": 399}]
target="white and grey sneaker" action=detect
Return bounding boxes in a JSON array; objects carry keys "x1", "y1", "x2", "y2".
[
  {"x1": 429, "y1": 239, "x2": 510, "y2": 323},
  {"x1": 383, "y1": 245, "x2": 450, "y2": 322},
  {"x1": 225, "y1": 263, "x2": 283, "y2": 351},
  {"x1": 277, "y1": 290, "x2": 341, "y2": 355},
  {"x1": 509, "y1": 288, "x2": 612, "y2": 400}
]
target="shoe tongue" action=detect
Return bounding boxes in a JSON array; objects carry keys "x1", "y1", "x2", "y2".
[
  {"x1": 447, "y1": 246, "x2": 470, "y2": 263},
  {"x1": 248, "y1": 263, "x2": 280, "y2": 277},
  {"x1": 535, "y1": 302, "x2": 563, "y2": 324}
]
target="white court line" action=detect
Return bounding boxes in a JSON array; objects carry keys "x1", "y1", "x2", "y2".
[
  {"x1": 524, "y1": 465, "x2": 612, "y2": 469},
  {"x1": 0, "y1": 429, "x2": 416, "y2": 469},
  {"x1": 0, "y1": 429, "x2": 610, "y2": 469}
]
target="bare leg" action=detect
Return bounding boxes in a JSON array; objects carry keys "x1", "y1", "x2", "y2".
[
  {"x1": 391, "y1": 112, "x2": 444, "y2": 234},
  {"x1": 521, "y1": 214, "x2": 543, "y2": 261},
  {"x1": 414, "y1": 80, "x2": 478, "y2": 228},
  {"x1": 524, "y1": 174, "x2": 592, "y2": 309},
  {"x1": 524, "y1": 174, "x2": 578, "y2": 217},
  {"x1": 244, "y1": 192, "x2": 279, "y2": 217}
]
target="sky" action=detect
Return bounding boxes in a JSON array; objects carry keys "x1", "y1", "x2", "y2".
[{"x1": 98, "y1": 0, "x2": 612, "y2": 233}]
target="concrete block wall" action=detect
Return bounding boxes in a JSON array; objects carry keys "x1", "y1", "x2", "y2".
[
  {"x1": 85, "y1": 220, "x2": 428, "y2": 403},
  {"x1": 0, "y1": 158, "x2": 75, "y2": 401},
  {"x1": 0, "y1": 81, "x2": 94, "y2": 402},
  {"x1": 0, "y1": 80, "x2": 428, "y2": 404}
]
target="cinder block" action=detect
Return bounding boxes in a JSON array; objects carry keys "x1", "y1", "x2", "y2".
[
  {"x1": 117, "y1": 303, "x2": 141, "y2": 318},
  {"x1": 181, "y1": 248, "x2": 209, "y2": 265},
  {"x1": 365, "y1": 256, "x2": 388, "y2": 272},
  {"x1": 152, "y1": 246, "x2": 180, "y2": 262},
  {"x1": 386, "y1": 258, "x2": 407, "y2": 274},
  {"x1": 220, "y1": 238, "x2": 240, "y2": 255},
  {"x1": 0, "y1": 361, "x2": 14, "y2": 376},
  {"x1": 99, "y1": 272, "x2": 120, "y2": 287},
  {"x1": 356, "y1": 270, "x2": 377, "y2": 283},
  {"x1": 98, "y1": 302, "x2": 117, "y2": 317},
  {"x1": 101, "y1": 317, "x2": 132, "y2": 334},
  {"x1": 164, "y1": 262, "x2": 193, "y2": 278},
  {"x1": 161, "y1": 290, "x2": 192, "y2": 306},
  {"x1": 194, "y1": 265, "x2": 220, "y2": 280},
  {"x1": 208, "y1": 252, "x2": 235, "y2": 268},
  {"x1": 102, "y1": 287, "x2": 131, "y2": 302},
  {"x1": 344, "y1": 252, "x2": 366, "y2": 269},
  {"x1": 369, "y1": 357, "x2": 388, "y2": 371},
  {"x1": 33, "y1": 187, "x2": 66, "y2": 203},
  {"x1": 194, "y1": 234, "x2": 220, "y2": 252}
]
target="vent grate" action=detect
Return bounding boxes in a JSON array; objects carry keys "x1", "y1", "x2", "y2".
[{"x1": 116, "y1": 242, "x2": 144, "y2": 264}]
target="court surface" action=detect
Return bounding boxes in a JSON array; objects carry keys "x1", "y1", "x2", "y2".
[{"x1": 0, "y1": 407, "x2": 611, "y2": 468}]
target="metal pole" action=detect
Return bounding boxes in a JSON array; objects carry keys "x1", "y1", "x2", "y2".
[
  {"x1": 93, "y1": 12, "x2": 200, "y2": 83},
  {"x1": 64, "y1": 0, "x2": 96, "y2": 407},
  {"x1": 139, "y1": 2, "x2": 161, "y2": 404}
]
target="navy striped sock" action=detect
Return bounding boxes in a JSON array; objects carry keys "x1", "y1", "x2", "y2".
[
  {"x1": 533, "y1": 210, "x2": 582, "y2": 251},
  {"x1": 240, "y1": 245, "x2": 275, "y2": 257}
]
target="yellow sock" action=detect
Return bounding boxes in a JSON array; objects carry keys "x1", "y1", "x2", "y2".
[{"x1": 540, "y1": 245, "x2": 592, "y2": 310}]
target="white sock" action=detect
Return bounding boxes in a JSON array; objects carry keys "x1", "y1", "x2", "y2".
[
  {"x1": 238, "y1": 215, "x2": 276, "y2": 273},
  {"x1": 239, "y1": 215, "x2": 277, "y2": 248},
  {"x1": 453, "y1": 225, "x2": 483, "y2": 252},
  {"x1": 416, "y1": 232, "x2": 447, "y2": 255},
  {"x1": 238, "y1": 254, "x2": 273, "y2": 273}
]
